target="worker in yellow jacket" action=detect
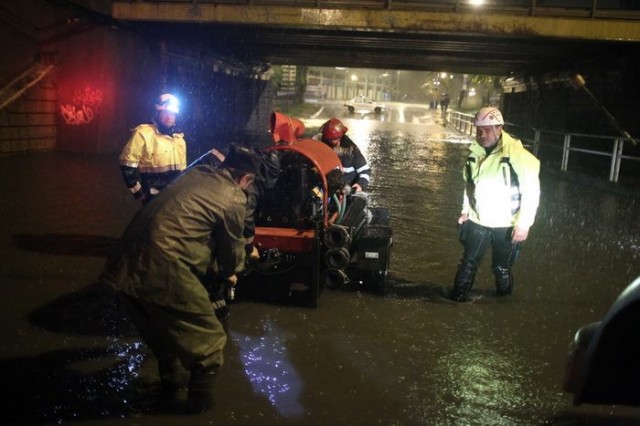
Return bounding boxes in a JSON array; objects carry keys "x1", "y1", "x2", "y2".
[
  {"x1": 450, "y1": 107, "x2": 541, "y2": 302},
  {"x1": 119, "y1": 93, "x2": 187, "y2": 204}
]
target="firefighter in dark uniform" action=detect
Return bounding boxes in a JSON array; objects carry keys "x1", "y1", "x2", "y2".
[
  {"x1": 450, "y1": 107, "x2": 541, "y2": 302},
  {"x1": 102, "y1": 145, "x2": 261, "y2": 413},
  {"x1": 315, "y1": 118, "x2": 371, "y2": 192},
  {"x1": 119, "y1": 93, "x2": 187, "y2": 204}
]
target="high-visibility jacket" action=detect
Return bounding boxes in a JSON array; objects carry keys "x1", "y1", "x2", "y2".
[
  {"x1": 119, "y1": 123, "x2": 187, "y2": 198},
  {"x1": 462, "y1": 131, "x2": 540, "y2": 228}
]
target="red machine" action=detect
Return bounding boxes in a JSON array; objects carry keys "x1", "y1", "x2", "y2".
[{"x1": 236, "y1": 112, "x2": 393, "y2": 307}]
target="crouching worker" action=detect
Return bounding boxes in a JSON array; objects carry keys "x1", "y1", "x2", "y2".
[{"x1": 101, "y1": 144, "x2": 261, "y2": 414}]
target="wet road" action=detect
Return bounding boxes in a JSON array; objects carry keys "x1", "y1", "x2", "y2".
[{"x1": 1, "y1": 108, "x2": 639, "y2": 425}]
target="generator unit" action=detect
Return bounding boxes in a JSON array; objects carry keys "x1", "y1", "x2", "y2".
[{"x1": 236, "y1": 113, "x2": 393, "y2": 307}]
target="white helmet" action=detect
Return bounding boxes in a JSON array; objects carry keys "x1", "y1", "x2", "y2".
[
  {"x1": 474, "y1": 107, "x2": 504, "y2": 126},
  {"x1": 155, "y1": 93, "x2": 180, "y2": 114}
]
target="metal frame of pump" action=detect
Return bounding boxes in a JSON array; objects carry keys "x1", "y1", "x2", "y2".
[
  {"x1": 238, "y1": 139, "x2": 343, "y2": 307},
  {"x1": 238, "y1": 138, "x2": 392, "y2": 306}
]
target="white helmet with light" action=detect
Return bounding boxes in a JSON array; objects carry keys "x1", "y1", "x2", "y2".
[
  {"x1": 474, "y1": 107, "x2": 504, "y2": 126},
  {"x1": 155, "y1": 93, "x2": 180, "y2": 114}
]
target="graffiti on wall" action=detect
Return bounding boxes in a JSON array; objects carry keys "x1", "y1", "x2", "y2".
[{"x1": 60, "y1": 86, "x2": 103, "y2": 125}]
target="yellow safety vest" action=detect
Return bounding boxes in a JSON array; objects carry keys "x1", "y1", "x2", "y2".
[
  {"x1": 462, "y1": 131, "x2": 540, "y2": 228},
  {"x1": 120, "y1": 123, "x2": 187, "y2": 174}
]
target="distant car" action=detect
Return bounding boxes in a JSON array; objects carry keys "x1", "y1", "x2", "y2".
[
  {"x1": 563, "y1": 275, "x2": 640, "y2": 407},
  {"x1": 344, "y1": 96, "x2": 385, "y2": 114}
]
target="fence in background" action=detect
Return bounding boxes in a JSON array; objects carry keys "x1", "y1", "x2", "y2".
[{"x1": 446, "y1": 110, "x2": 640, "y2": 184}]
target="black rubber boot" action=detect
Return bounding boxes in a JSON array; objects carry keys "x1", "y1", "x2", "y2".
[
  {"x1": 158, "y1": 355, "x2": 186, "y2": 396},
  {"x1": 186, "y1": 365, "x2": 218, "y2": 414},
  {"x1": 156, "y1": 355, "x2": 187, "y2": 412},
  {"x1": 493, "y1": 266, "x2": 514, "y2": 296},
  {"x1": 449, "y1": 259, "x2": 477, "y2": 302}
]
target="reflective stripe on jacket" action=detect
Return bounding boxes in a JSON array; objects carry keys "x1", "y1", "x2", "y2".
[
  {"x1": 312, "y1": 133, "x2": 370, "y2": 190},
  {"x1": 462, "y1": 131, "x2": 540, "y2": 228},
  {"x1": 336, "y1": 135, "x2": 370, "y2": 190},
  {"x1": 119, "y1": 123, "x2": 187, "y2": 195}
]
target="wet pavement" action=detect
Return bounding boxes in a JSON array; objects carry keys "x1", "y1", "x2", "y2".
[{"x1": 1, "y1": 108, "x2": 640, "y2": 425}]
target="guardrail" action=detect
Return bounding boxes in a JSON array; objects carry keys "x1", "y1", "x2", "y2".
[
  {"x1": 446, "y1": 110, "x2": 640, "y2": 184},
  {"x1": 141, "y1": 1, "x2": 640, "y2": 21}
]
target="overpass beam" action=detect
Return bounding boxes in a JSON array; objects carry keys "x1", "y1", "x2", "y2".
[{"x1": 112, "y1": 2, "x2": 640, "y2": 42}]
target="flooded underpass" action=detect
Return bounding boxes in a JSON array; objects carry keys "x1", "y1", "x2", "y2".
[{"x1": 1, "y1": 107, "x2": 639, "y2": 425}]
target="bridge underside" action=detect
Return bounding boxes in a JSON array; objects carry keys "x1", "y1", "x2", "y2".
[{"x1": 112, "y1": 3, "x2": 640, "y2": 76}]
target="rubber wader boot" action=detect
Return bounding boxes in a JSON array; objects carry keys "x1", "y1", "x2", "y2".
[
  {"x1": 158, "y1": 356, "x2": 187, "y2": 395},
  {"x1": 493, "y1": 266, "x2": 514, "y2": 296},
  {"x1": 186, "y1": 365, "x2": 218, "y2": 414},
  {"x1": 449, "y1": 259, "x2": 477, "y2": 302}
]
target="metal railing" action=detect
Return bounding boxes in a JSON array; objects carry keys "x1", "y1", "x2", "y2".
[
  {"x1": 139, "y1": 0, "x2": 640, "y2": 21},
  {"x1": 446, "y1": 110, "x2": 640, "y2": 184}
]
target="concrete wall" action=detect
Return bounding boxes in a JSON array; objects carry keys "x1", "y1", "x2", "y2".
[
  {"x1": 0, "y1": 0, "x2": 61, "y2": 154},
  {"x1": 1, "y1": 0, "x2": 276, "y2": 158},
  {"x1": 502, "y1": 56, "x2": 640, "y2": 178},
  {"x1": 0, "y1": 0, "x2": 158, "y2": 155},
  {"x1": 161, "y1": 52, "x2": 277, "y2": 160},
  {"x1": 56, "y1": 26, "x2": 158, "y2": 153},
  {"x1": 0, "y1": 76, "x2": 58, "y2": 154},
  {"x1": 503, "y1": 56, "x2": 640, "y2": 137}
]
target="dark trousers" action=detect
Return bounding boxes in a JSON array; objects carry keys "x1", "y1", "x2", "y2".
[
  {"x1": 118, "y1": 293, "x2": 223, "y2": 412},
  {"x1": 451, "y1": 220, "x2": 522, "y2": 300},
  {"x1": 118, "y1": 293, "x2": 226, "y2": 371},
  {"x1": 459, "y1": 220, "x2": 521, "y2": 270}
]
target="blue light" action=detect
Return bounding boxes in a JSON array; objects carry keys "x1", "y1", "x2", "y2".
[{"x1": 231, "y1": 321, "x2": 305, "y2": 417}]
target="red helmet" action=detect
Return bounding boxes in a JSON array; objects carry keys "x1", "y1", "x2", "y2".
[{"x1": 321, "y1": 118, "x2": 348, "y2": 140}]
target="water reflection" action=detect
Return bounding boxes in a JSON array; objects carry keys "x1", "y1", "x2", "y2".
[
  {"x1": 435, "y1": 343, "x2": 542, "y2": 425},
  {"x1": 231, "y1": 320, "x2": 305, "y2": 417}
]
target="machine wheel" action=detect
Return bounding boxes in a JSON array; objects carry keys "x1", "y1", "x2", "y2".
[{"x1": 348, "y1": 106, "x2": 355, "y2": 113}]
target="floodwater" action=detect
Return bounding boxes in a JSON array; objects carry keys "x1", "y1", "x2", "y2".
[{"x1": 1, "y1": 107, "x2": 639, "y2": 425}]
